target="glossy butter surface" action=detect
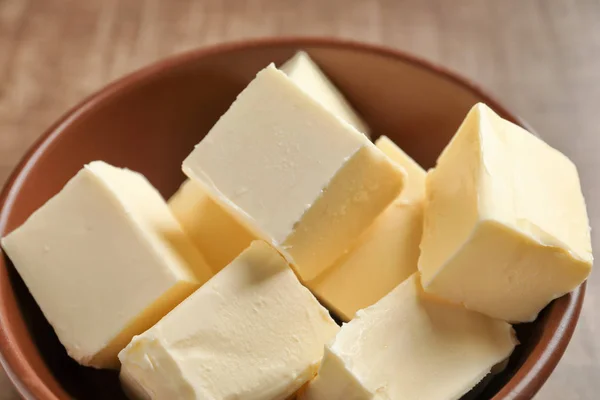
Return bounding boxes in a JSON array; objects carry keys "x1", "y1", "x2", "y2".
[
  {"x1": 419, "y1": 103, "x2": 593, "y2": 322},
  {"x1": 2, "y1": 161, "x2": 211, "y2": 368},
  {"x1": 310, "y1": 136, "x2": 425, "y2": 320},
  {"x1": 119, "y1": 241, "x2": 339, "y2": 400},
  {"x1": 301, "y1": 274, "x2": 516, "y2": 400},
  {"x1": 183, "y1": 64, "x2": 405, "y2": 281},
  {"x1": 170, "y1": 52, "x2": 372, "y2": 273}
]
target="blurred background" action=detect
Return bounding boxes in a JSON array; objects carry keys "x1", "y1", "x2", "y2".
[{"x1": 0, "y1": 1, "x2": 598, "y2": 399}]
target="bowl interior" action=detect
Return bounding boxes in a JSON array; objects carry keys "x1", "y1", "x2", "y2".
[{"x1": 0, "y1": 40, "x2": 582, "y2": 399}]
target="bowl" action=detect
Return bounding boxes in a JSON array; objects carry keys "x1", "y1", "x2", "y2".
[{"x1": 0, "y1": 37, "x2": 585, "y2": 400}]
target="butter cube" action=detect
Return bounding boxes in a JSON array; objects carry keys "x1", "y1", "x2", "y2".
[
  {"x1": 281, "y1": 51, "x2": 370, "y2": 135},
  {"x1": 309, "y1": 136, "x2": 425, "y2": 320},
  {"x1": 419, "y1": 103, "x2": 593, "y2": 322},
  {"x1": 183, "y1": 64, "x2": 405, "y2": 281},
  {"x1": 1, "y1": 162, "x2": 212, "y2": 368},
  {"x1": 374, "y1": 136, "x2": 426, "y2": 204},
  {"x1": 171, "y1": 53, "x2": 372, "y2": 273},
  {"x1": 119, "y1": 241, "x2": 339, "y2": 400},
  {"x1": 301, "y1": 274, "x2": 516, "y2": 400},
  {"x1": 169, "y1": 179, "x2": 255, "y2": 273}
]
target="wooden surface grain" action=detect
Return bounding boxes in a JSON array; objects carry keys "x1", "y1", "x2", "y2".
[{"x1": 0, "y1": 0, "x2": 598, "y2": 399}]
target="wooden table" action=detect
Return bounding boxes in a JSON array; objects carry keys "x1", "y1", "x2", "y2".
[{"x1": 1, "y1": 0, "x2": 598, "y2": 398}]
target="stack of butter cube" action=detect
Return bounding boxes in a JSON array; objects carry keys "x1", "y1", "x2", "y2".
[{"x1": 2, "y1": 52, "x2": 592, "y2": 400}]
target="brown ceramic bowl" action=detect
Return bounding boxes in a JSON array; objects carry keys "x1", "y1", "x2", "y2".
[{"x1": 0, "y1": 37, "x2": 585, "y2": 400}]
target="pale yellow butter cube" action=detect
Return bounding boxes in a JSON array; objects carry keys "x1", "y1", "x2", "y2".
[
  {"x1": 1, "y1": 162, "x2": 212, "y2": 368},
  {"x1": 309, "y1": 136, "x2": 425, "y2": 320},
  {"x1": 374, "y1": 136, "x2": 426, "y2": 204},
  {"x1": 419, "y1": 103, "x2": 593, "y2": 322},
  {"x1": 301, "y1": 274, "x2": 516, "y2": 400},
  {"x1": 281, "y1": 51, "x2": 370, "y2": 136},
  {"x1": 183, "y1": 65, "x2": 405, "y2": 281},
  {"x1": 168, "y1": 179, "x2": 255, "y2": 273},
  {"x1": 119, "y1": 241, "x2": 339, "y2": 400},
  {"x1": 170, "y1": 53, "x2": 371, "y2": 273}
]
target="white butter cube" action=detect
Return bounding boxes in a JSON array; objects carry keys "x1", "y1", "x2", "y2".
[
  {"x1": 301, "y1": 274, "x2": 516, "y2": 400},
  {"x1": 1, "y1": 162, "x2": 212, "y2": 368},
  {"x1": 309, "y1": 136, "x2": 425, "y2": 320},
  {"x1": 183, "y1": 64, "x2": 405, "y2": 281},
  {"x1": 170, "y1": 52, "x2": 371, "y2": 273},
  {"x1": 281, "y1": 51, "x2": 370, "y2": 135},
  {"x1": 419, "y1": 103, "x2": 593, "y2": 322},
  {"x1": 119, "y1": 241, "x2": 339, "y2": 400}
]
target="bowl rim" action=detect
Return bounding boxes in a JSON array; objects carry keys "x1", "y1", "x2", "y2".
[{"x1": 0, "y1": 36, "x2": 585, "y2": 400}]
